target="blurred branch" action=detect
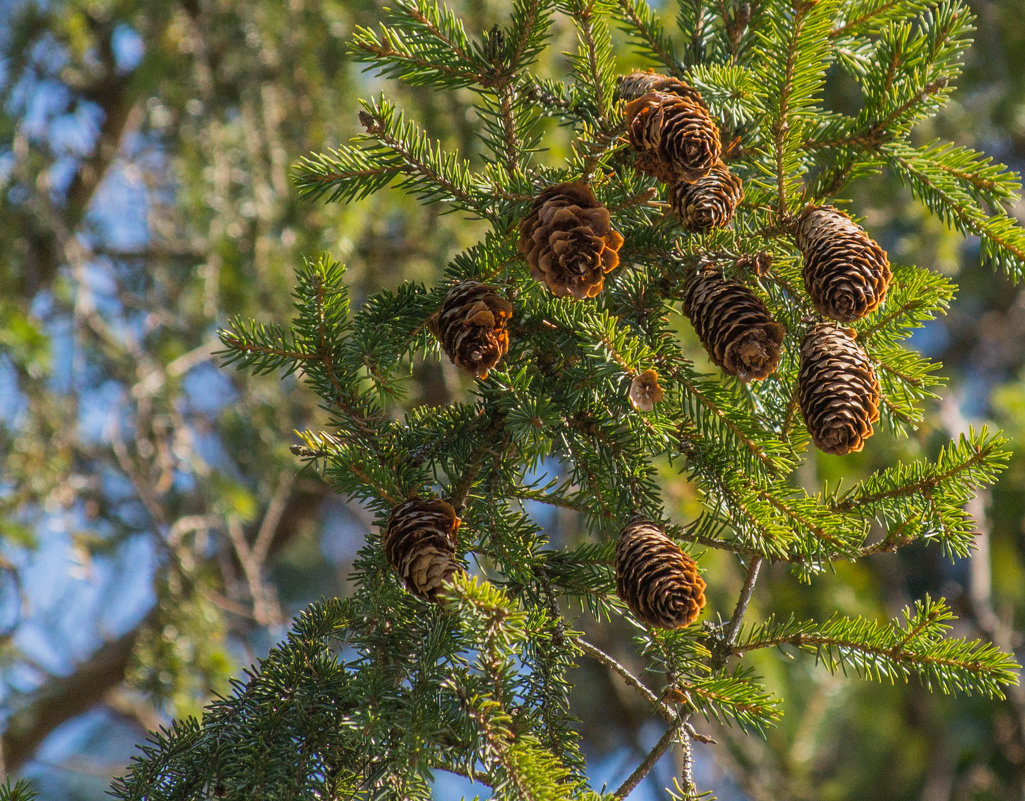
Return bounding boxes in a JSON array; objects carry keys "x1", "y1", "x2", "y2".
[{"x1": 0, "y1": 609, "x2": 157, "y2": 774}]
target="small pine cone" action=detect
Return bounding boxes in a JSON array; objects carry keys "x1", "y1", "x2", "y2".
[
  {"x1": 625, "y1": 91, "x2": 722, "y2": 183},
  {"x1": 682, "y1": 268, "x2": 785, "y2": 381},
  {"x1": 796, "y1": 205, "x2": 891, "y2": 322},
  {"x1": 517, "y1": 181, "x2": 625, "y2": 299},
  {"x1": 616, "y1": 521, "x2": 706, "y2": 629},
  {"x1": 616, "y1": 70, "x2": 704, "y2": 104},
  {"x1": 383, "y1": 498, "x2": 462, "y2": 601},
  {"x1": 668, "y1": 162, "x2": 743, "y2": 231},
  {"x1": 428, "y1": 281, "x2": 513, "y2": 379},
  {"x1": 629, "y1": 369, "x2": 665, "y2": 412},
  {"x1": 797, "y1": 323, "x2": 881, "y2": 455}
]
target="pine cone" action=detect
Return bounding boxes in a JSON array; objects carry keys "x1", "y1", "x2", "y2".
[
  {"x1": 629, "y1": 369, "x2": 665, "y2": 412},
  {"x1": 682, "y1": 267, "x2": 785, "y2": 381},
  {"x1": 797, "y1": 323, "x2": 880, "y2": 455},
  {"x1": 616, "y1": 520, "x2": 706, "y2": 629},
  {"x1": 796, "y1": 205, "x2": 891, "y2": 322},
  {"x1": 428, "y1": 281, "x2": 513, "y2": 379},
  {"x1": 383, "y1": 498, "x2": 462, "y2": 601},
  {"x1": 668, "y1": 162, "x2": 743, "y2": 231},
  {"x1": 625, "y1": 91, "x2": 721, "y2": 183},
  {"x1": 616, "y1": 70, "x2": 704, "y2": 104},
  {"x1": 517, "y1": 182, "x2": 624, "y2": 299}
]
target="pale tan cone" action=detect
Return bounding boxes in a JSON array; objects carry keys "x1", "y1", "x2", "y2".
[
  {"x1": 796, "y1": 205, "x2": 891, "y2": 322},
  {"x1": 383, "y1": 498, "x2": 462, "y2": 601},
  {"x1": 797, "y1": 323, "x2": 881, "y2": 455},
  {"x1": 682, "y1": 267, "x2": 785, "y2": 381},
  {"x1": 668, "y1": 162, "x2": 743, "y2": 232},
  {"x1": 428, "y1": 281, "x2": 513, "y2": 379},
  {"x1": 624, "y1": 90, "x2": 722, "y2": 184},
  {"x1": 616, "y1": 520, "x2": 706, "y2": 629}
]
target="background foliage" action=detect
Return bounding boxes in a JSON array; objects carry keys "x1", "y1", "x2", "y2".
[{"x1": 1, "y1": 0, "x2": 1025, "y2": 799}]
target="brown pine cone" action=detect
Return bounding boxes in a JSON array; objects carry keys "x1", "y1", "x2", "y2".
[
  {"x1": 796, "y1": 205, "x2": 891, "y2": 322},
  {"x1": 668, "y1": 162, "x2": 743, "y2": 231},
  {"x1": 797, "y1": 323, "x2": 881, "y2": 455},
  {"x1": 629, "y1": 369, "x2": 665, "y2": 412},
  {"x1": 625, "y1": 90, "x2": 722, "y2": 183},
  {"x1": 383, "y1": 498, "x2": 462, "y2": 601},
  {"x1": 616, "y1": 520, "x2": 706, "y2": 629},
  {"x1": 428, "y1": 281, "x2": 513, "y2": 379},
  {"x1": 517, "y1": 181, "x2": 624, "y2": 299},
  {"x1": 682, "y1": 267, "x2": 785, "y2": 381},
  {"x1": 616, "y1": 70, "x2": 704, "y2": 104}
]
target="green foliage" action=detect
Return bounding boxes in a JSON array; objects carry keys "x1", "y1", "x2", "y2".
[
  {"x1": 0, "y1": 780, "x2": 38, "y2": 801},
  {"x1": 118, "y1": 0, "x2": 1025, "y2": 798},
  {"x1": 739, "y1": 596, "x2": 1020, "y2": 697}
]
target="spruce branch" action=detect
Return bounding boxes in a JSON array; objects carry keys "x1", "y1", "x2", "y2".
[
  {"x1": 349, "y1": 0, "x2": 484, "y2": 89},
  {"x1": 736, "y1": 597, "x2": 1021, "y2": 698},
  {"x1": 614, "y1": 0, "x2": 681, "y2": 71},
  {"x1": 717, "y1": 556, "x2": 762, "y2": 663}
]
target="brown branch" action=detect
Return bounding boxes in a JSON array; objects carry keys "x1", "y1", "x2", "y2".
[
  {"x1": 612, "y1": 720, "x2": 682, "y2": 799},
  {"x1": 1, "y1": 609, "x2": 158, "y2": 773}
]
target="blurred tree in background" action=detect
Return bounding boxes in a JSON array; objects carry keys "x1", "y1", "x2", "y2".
[{"x1": 0, "y1": 0, "x2": 1023, "y2": 799}]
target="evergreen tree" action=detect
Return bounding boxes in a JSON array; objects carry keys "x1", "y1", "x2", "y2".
[{"x1": 108, "y1": 0, "x2": 1024, "y2": 798}]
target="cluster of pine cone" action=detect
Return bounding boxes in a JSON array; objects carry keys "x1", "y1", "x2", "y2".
[{"x1": 380, "y1": 69, "x2": 894, "y2": 628}]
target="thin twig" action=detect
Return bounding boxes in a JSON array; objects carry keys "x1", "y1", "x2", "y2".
[
  {"x1": 575, "y1": 638, "x2": 674, "y2": 721},
  {"x1": 677, "y1": 720, "x2": 698, "y2": 798},
  {"x1": 724, "y1": 556, "x2": 763, "y2": 650},
  {"x1": 612, "y1": 720, "x2": 681, "y2": 799}
]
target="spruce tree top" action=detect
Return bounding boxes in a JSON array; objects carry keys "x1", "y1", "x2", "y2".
[{"x1": 113, "y1": 1, "x2": 1022, "y2": 799}]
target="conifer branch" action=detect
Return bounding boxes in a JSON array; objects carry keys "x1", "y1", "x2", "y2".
[
  {"x1": 672, "y1": 370, "x2": 781, "y2": 473},
  {"x1": 721, "y1": 556, "x2": 762, "y2": 654},
  {"x1": 568, "y1": 0, "x2": 614, "y2": 123},
  {"x1": 575, "y1": 638, "x2": 677, "y2": 723},
  {"x1": 771, "y1": 3, "x2": 810, "y2": 216},
  {"x1": 736, "y1": 598, "x2": 1021, "y2": 698},
  {"x1": 830, "y1": 0, "x2": 901, "y2": 38},
  {"x1": 830, "y1": 433, "x2": 1000, "y2": 513},
  {"x1": 114, "y1": 1, "x2": 1025, "y2": 796},
  {"x1": 612, "y1": 720, "x2": 682, "y2": 799},
  {"x1": 356, "y1": 102, "x2": 499, "y2": 221},
  {"x1": 614, "y1": 0, "x2": 680, "y2": 71},
  {"x1": 497, "y1": 81, "x2": 522, "y2": 177}
]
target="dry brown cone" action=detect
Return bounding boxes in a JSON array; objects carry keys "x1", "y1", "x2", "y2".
[
  {"x1": 383, "y1": 498, "x2": 462, "y2": 601},
  {"x1": 796, "y1": 205, "x2": 891, "y2": 322},
  {"x1": 668, "y1": 161, "x2": 743, "y2": 231},
  {"x1": 625, "y1": 90, "x2": 722, "y2": 183},
  {"x1": 616, "y1": 520, "x2": 706, "y2": 629},
  {"x1": 616, "y1": 70, "x2": 705, "y2": 104},
  {"x1": 517, "y1": 181, "x2": 624, "y2": 299},
  {"x1": 629, "y1": 369, "x2": 665, "y2": 412},
  {"x1": 428, "y1": 281, "x2": 513, "y2": 379},
  {"x1": 797, "y1": 323, "x2": 881, "y2": 455},
  {"x1": 682, "y1": 267, "x2": 785, "y2": 381}
]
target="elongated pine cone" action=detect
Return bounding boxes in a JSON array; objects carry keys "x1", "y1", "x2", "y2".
[
  {"x1": 625, "y1": 91, "x2": 721, "y2": 183},
  {"x1": 428, "y1": 281, "x2": 513, "y2": 379},
  {"x1": 798, "y1": 323, "x2": 881, "y2": 455},
  {"x1": 682, "y1": 268, "x2": 785, "y2": 381},
  {"x1": 796, "y1": 205, "x2": 891, "y2": 322},
  {"x1": 517, "y1": 182, "x2": 624, "y2": 299},
  {"x1": 383, "y1": 498, "x2": 462, "y2": 601},
  {"x1": 616, "y1": 70, "x2": 704, "y2": 104},
  {"x1": 668, "y1": 162, "x2": 743, "y2": 231},
  {"x1": 616, "y1": 521, "x2": 706, "y2": 629}
]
